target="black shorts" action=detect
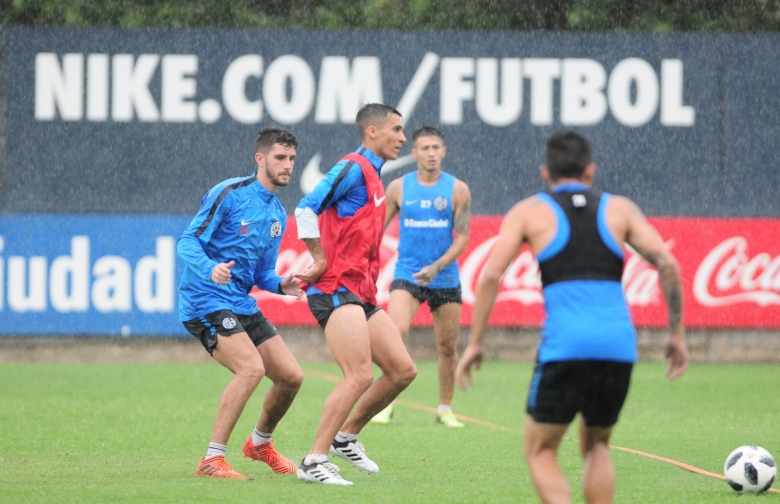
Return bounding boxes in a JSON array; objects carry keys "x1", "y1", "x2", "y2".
[
  {"x1": 307, "y1": 290, "x2": 381, "y2": 329},
  {"x1": 182, "y1": 309, "x2": 278, "y2": 355},
  {"x1": 390, "y1": 279, "x2": 462, "y2": 312},
  {"x1": 526, "y1": 360, "x2": 633, "y2": 428}
]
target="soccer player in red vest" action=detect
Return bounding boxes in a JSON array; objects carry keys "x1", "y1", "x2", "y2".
[{"x1": 294, "y1": 104, "x2": 417, "y2": 485}]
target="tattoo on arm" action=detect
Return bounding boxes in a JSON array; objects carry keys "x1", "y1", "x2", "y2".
[
  {"x1": 454, "y1": 191, "x2": 471, "y2": 236},
  {"x1": 645, "y1": 251, "x2": 683, "y2": 332},
  {"x1": 302, "y1": 238, "x2": 326, "y2": 262}
]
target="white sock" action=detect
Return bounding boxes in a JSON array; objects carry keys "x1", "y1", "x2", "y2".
[
  {"x1": 303, "y1": 453, "x2": 328, "y2": 465},
  {"x1": 252, "y1": 427, "x2": 272, "y2": 446},
  {"x1": 205, "y1": 442, "x2": 226, "y2": 458},
  {"x1": 438, "y1": 404, "x2": 452, "y2": 414},
  {"x1": 335, "y1": 431, "x2": 358, "y2": 444}
]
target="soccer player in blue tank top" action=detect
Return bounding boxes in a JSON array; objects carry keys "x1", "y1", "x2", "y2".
[
  {"x1": 178, "y1": 127, "x2": 305, "y2": 480},
  {"x1": 371, "y1": 126, "x2": 472, "y2": 428},
  {"x1": 455, "y1": 131, "x2": 689, "y2": 504}
]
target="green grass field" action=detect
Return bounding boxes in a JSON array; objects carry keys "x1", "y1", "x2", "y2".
[{"x1": 1, "y1": 360, "x2": 778, "y2": 503}]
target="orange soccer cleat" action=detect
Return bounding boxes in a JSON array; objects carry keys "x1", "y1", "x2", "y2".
[
  {"x1": 194, "y1": 455, "x2": 246, "y2": 479},
  {"x1": 242, "y1": 437, "x2": 298, "y2": 474}
]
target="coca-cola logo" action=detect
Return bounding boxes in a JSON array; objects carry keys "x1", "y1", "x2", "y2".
[{"x1": 693, "y1": 236, "x2": 780, "y2": 307}]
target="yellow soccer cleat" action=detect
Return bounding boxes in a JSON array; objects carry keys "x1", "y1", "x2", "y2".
[
  {"x1": 436, "y1": 410, "x2": 465, "y2": 428},
  {"x1": 370, "y1": 403, "x2": 394, "y2": 424}
]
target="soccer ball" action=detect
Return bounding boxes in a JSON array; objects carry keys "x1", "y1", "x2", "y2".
[{"x1": 723, "y1": 445, "x2": 776, "y2": 494}]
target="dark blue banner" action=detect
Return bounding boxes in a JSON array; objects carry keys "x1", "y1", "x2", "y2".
[{"x1": 1, "y1": 28, "x2": 777, "y2": 217}]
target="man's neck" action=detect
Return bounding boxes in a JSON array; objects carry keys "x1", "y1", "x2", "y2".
[
  {"x1": 549, "y1": 178, "x2": 589, "y2": 190},
  {"x1": 416, "y1": 167, "x2": 441, "y2": 186}
]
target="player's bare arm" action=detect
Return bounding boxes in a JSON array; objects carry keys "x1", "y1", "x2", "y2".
[
  {"x1": 413, "y1": 180, "x2": 472, "y2": 286},
  {"x1": 455, "y1": 200, "x2": 527, "y2": 389},
  {"x1": 384, "y1": 178, "x2": 402, "y2": 229},
  {"x1": 297, "y1": 238, "x2": 328, "y2": 284},
  {"x1": 620, "y1": 196, "x2": 688, "y2": 379}
]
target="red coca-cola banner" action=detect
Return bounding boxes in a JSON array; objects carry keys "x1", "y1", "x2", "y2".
[{"x1": 253, "y1": 217, "x2": 780, "y2": 328}]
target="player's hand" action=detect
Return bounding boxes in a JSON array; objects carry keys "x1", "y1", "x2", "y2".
[
  {"x1": 280, "y1": 274, "x2": 305, "y2": 300},
  {"x1": 211, "y1": 261, "x2": 235, "y2": 285},
  {"x1": 294, "y1": 258, "x2": 327, "y2": 285},
  {"x1": 455, "y1": 342, "x2": 483, "y2": 391},
  {"x1": 412, "y1": 263, "x2": 442, "y2": 286},
  {"x1": 663, "y1": 332, "x2": 688, "y2": 380}
]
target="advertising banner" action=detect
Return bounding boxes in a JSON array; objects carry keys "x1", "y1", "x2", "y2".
[
  {"x1": 256, "y1": 217, "x2": 780, "y2": 329},
  {"x1": 4, "y1": 28, "x2": 780, "y2": 218},
  {"x1": 2, "y1": 214, "x2": 779, "y2": 334}
]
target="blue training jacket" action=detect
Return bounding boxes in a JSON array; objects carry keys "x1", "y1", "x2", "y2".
[{"x1": 177, "y1": 175, "x2": 286, "y2": 322}]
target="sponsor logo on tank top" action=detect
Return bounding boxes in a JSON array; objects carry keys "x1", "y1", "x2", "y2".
[{"x1": 403, "y1": 218, "x2": 450, "y2": 228}]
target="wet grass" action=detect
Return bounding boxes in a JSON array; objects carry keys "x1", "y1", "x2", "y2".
[{"x1": 0, "y1": 361, "x2": 777, "y2": 502}]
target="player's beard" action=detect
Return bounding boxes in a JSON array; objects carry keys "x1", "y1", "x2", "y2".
[{"x1": 266, "y1": 166, "x2": 290, "y2": 187}]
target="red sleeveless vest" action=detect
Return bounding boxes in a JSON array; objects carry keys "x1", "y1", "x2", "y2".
[{"x1": 311, "y1": 153, "x2": 386, "y2": 305}]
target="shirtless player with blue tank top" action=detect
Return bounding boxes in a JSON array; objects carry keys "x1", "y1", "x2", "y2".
[
  {"x1": 455, "y1": 130, "x2": 688, "y2": 504},
  {"x1": 371, "y1": 126, "x2": 471, "y2": 428}
]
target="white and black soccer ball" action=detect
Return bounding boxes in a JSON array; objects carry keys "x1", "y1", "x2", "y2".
[{"x1": 723, "y1": 445, "x2": 776, "y2": 494}]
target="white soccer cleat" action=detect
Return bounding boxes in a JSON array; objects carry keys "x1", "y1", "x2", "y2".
[
  {"x1": 329, "y1": 440, "x2": 380, "y2": 474},
  {"x1": 297, "y1": 460, "x2": 352, "y2": 485}
]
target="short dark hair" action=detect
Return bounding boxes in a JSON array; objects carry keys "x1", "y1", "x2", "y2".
[
  {"x1": 545, "y1": 130, "x2": 593, "y2": 180},
  {"x1": 412, "y1": 126, "x2": 445, "y2": 144},
  {"x1": 255, "y1": 126, "x2": 297, "y2": 154},
  {"x1": 355, "y1": 103, "x2": 402, "y2": 139}
]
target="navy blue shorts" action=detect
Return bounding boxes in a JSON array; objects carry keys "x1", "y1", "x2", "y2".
[
  {"x1": 526, "y1": 360, "x2": 633, "y2": 428},
  {"x1": 182, "y1": 309, "x2": 278, "y2": 355},
  {"x1": 390, "y1": 279, "x2": 462, "y2": 312},
  {"x1": 307, "y1": 290, "x2": 381, "y2": 329}
]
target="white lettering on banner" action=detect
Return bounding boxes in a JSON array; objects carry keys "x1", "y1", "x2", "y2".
[
  {"x1": 693, "y1": 237, "x2": 780, "y2": 307},
  {"x1": 161, "y1": 55, "x2": 198, "y2": 122},
  {"x1": 560, "y1": 59, "x2": 607, "y2": 126},
  {"x1": 315, "y1": 57, "x2": 383, "y2": 124},
  {"x1": 112, "y1": 54, "x2": 161, "y2": 121},
  {"x1": 475, "y1": 58, "x2": 523, "y2": 127},
  {"x1": 8, "y1": 256, "x2": 48, "y2": 312},
  {"x1": 92, "y1": 255, "x2": 132, "y2": 312},
  {"x1": 660, "y1": 59, "x2": 696, "y2": 126},
  {"x1": 440, "y1": 58, "x2": 475, "y2": 124},
  {"x1": 608, "y1": 58, "x2": 658, "y2": 127},
  {"x1": 222, "y1": 54, "x2": 263, "y2": 124},
  {"x1": 87, "y1": 54, "x2": 109, "y2": 121},
  {"x1": 263, "y1": 55, "x2": 315, "y2": 124},
  {"x1": 35, "y1": 53, "x2": 83, "y2": 120},
  {"x1": 33, "y1": 52, "x2": 695, "y2": 127},
  {"x1": 403, "y1": 218, "x2": 450, "y2": 228},
  {"x1": 50, "y1": 236, "x2": 90, "y2": 312},
  {"x1": 0, "y1": 236, "x2": 175, "y2": 314}
]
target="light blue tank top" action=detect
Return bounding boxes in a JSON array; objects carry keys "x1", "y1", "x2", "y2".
[{"x1": 393, "y1": 172, "x2": 460, "y2": 289}]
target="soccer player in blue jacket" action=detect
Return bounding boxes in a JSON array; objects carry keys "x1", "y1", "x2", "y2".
[
  {"x1": 178, "y1": 127, "x2": 305, "y2": 479},
  {"x1": 456, "y1": 131, "x2": 688, "y2": 504}
]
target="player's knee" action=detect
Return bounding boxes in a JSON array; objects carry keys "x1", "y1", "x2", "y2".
[
  {"x1": 345, "y1": 369, "x2": 374, "y2": 395},
  {"x1": 437, "y1": 338, "x2": 457, "y2": 357},
  {"x1": 279, "y1": 366, "x2": 304, "y2": 392},
  {"x1": 241, "y1": 362, "x2": 266, "y2": 387},
  {"x1": 393, "y1": 361, "x2": 417, "y2": 388}
]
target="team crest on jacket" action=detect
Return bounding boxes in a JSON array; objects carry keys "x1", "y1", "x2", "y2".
[
  {"x1": 270, "y1": 221, "x2": 282, "y2": 238},
  {"x1": 434, "y1": 196, "x2": 448, "y2": 211}
]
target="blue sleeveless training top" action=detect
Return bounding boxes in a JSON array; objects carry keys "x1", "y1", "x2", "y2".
[
  {"x1": 393, "y1": 171, "x2": 460, "y2": 289},
  {"x1": 535, "y1": 183, "x2": 637, "y2": 363}
]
